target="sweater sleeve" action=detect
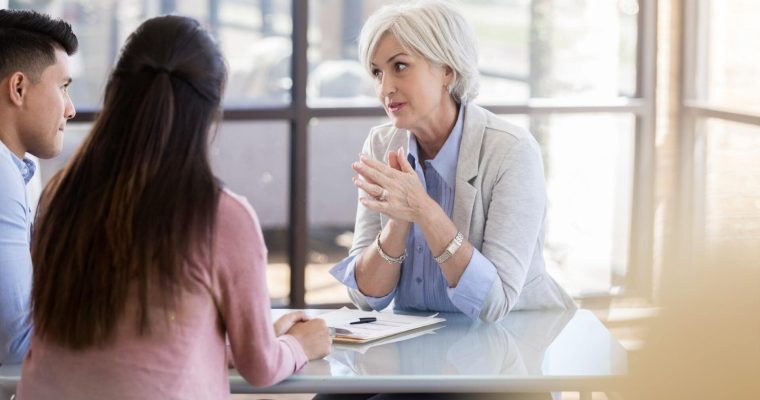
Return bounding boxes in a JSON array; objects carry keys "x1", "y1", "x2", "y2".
[{"x1": 211, "y1": 189, "x2": 308, "y2": 387}]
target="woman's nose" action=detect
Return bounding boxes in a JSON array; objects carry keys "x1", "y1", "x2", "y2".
[{"x1": 379, "y1": 75, "x2": 396, "y2": 97}]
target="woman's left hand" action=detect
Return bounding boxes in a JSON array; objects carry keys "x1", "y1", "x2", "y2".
[
  {"x1": 273, "y1": 311, "x2": 310, "y2": 336},
  {"x1": 352, "y1": 147, "x2": 432, "y2": 223}
]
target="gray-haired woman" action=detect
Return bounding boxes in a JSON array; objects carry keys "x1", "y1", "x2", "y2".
[{"x1": 331, "y1": 0, "x2": 574, "y2": 323}]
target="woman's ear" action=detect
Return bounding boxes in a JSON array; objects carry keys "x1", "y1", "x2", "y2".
[
  {"x1": 445, "y1": 66, "x2": 454, "y2": 83},
  {"x1": 443, "y1": 66, "x2": 455, "y2": 92}
]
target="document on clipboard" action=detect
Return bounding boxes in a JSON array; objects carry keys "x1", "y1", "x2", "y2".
[{"x1": 318, "y1": 307, "x2": 446, "y2": 344}]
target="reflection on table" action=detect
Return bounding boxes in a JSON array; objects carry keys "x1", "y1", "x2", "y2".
[
  {"x1": 230, "y1": 309, "x2": 627, "y2": 394},
  {"x1": 0, "y1": 309, "x2": 625, "y2": 396}
]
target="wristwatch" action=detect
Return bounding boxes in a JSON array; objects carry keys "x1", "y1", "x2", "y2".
[{"x1": 434, "y1": 231, "x2": 464, "y2": 264}]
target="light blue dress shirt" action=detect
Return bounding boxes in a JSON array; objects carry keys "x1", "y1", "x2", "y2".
[
  {"x1": 331, "y1": 105, "x2": 499, "y2": 319},
  {"x1": 0, "y1": 140, "x2": 34, "y2": 364}
]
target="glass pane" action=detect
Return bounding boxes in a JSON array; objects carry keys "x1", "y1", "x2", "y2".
[
  {"x1": 703, "y1": 118, "x2": 760, "y2": 256},
  {"x1": 508, "y1": 113, "x2": 635, "y2": 296},
  {"x1": 467, "y1": 0, "x2": 638, "y2": 103},
  {"x1": 306, "y1": 117, "x2": 387, "y2": 304},
  {"x1": 698, "y1": 1, "x2": 759, "y2": 112},
  {"x1": 307, "y1": 0, "x2": 638, "y2": 106},
  {"x1": 210, "y1": 121, "x2": 291, "y2": 305},
  {"x1": 306, "y1": 0, "x2": 387, "y2": 107},
  {"x1": 9, "y1": 0, "x2": 292, "y2": 108}
]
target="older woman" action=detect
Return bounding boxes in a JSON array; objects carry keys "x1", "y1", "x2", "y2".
[{"x1": 331, "y1": 0, "x2": 574, "y2": 323}]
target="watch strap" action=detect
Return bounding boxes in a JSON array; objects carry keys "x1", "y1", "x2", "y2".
[{"x1": 434, "y1": 231, "x2": 464, "y2": 264}]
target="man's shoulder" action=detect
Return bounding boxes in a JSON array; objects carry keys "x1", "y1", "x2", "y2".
[
  {"x1": 0, "y1": 153, "x2": 20, "y2": 180},
  {"x1": 0, "y1": 143, "x2": 26, "y2": 204}
]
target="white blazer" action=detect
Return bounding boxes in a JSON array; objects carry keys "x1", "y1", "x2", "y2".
[{"x1": 348, "y1": 103, "x2": 575, "y2": 321}]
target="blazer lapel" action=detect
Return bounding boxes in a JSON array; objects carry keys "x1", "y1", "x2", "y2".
[{"x1": 452, "y1": 103, "x2": 486, "y2": 237}]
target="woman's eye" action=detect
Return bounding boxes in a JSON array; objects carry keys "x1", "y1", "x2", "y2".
[
  {"x1": 372, "y1": 69, "x2": 382, "y2": 79},
  {"x1": 396, "y1": 63, "x2": 407, "y2": 72}
]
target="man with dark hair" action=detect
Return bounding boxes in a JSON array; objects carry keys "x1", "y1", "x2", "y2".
[{"x1": 0, "y1": 9, "x2": 78, "y2": 364}]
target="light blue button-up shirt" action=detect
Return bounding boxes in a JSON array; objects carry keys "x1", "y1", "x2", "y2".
[
  {"x1": 0, "y1": 140, "x2": 34, "y2": 364},
  {"x1": 331, "y1": 105, "x2": 499, "y2": 319}
]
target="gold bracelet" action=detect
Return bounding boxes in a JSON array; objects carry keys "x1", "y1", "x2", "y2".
[{"x1": 375, "y1": 232, "x2": 406, "y2": 264}]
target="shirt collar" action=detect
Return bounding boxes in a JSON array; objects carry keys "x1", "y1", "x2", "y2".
[
  {"x1": 0, "y1": 140, "x2": 36, "y2": 184},
  {"x1": 19, "y1": 157, "x2": 36, "y2": 184},
  {"x1": 406, "y1": 103, "x2": 465, "y2": 188}
]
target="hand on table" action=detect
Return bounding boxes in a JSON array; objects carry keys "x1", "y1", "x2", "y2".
[
  {"x1": 287, "y1": 318, "x2": 331, "y2": 360},
  {"x1": 273, "y1": 311, "x2": 310, "y2": 337}
]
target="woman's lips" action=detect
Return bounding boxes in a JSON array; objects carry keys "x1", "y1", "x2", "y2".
[{"x1": 388, "y1": 102, "x2": 406, "y2": 113}]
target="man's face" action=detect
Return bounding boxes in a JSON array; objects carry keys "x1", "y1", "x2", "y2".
[{"x1": 17, "y1": 47, "x2": 75, "y2": 159}]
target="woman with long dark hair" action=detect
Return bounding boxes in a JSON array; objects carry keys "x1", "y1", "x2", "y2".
[{"x1": 18, "y1": 15, "x2": 330, "y2": 399}]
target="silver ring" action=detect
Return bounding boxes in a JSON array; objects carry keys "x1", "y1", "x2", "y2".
[{"x1": 378, "y1": 189, "x2": 389, "y2": 201}]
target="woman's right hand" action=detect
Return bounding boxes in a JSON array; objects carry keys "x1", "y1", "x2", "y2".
[
  {"x1": 387, "y1": 148, "x2": 404, "y2": 171},
  {"x1": 286, "y1": 318, "x2": 331, "y2": 360},
  {"x1": 353, "y1": 148, "x2": 431, "y2": 224},
  {"x1": 352, "y1": 149, "x2": 411, "y2": 225}
]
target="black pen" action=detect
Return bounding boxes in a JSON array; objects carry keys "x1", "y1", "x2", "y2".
[{"x1": 350, "y1": 317, "x2": 377, "y2": 325}]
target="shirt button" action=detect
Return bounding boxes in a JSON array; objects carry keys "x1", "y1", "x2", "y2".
[
  {"x1": 416, "y1": 246, "x2": 423, "y2": 253},
  {"x1": 416, "y1": 277, "x2": 423, "y2": 284}
]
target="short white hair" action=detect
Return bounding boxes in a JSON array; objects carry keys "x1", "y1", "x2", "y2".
[{"x1": 358, "y1": 0, "x2": 480, "y2": 104}]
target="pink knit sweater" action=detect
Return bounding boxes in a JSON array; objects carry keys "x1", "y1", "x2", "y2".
[{"x1": 17, "y1": 189, "x2": 308, "y2": 399}]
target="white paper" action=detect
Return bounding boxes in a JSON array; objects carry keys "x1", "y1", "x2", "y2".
[{"x1": 317, "y1": 307, "x2": 446, "y2": 343}]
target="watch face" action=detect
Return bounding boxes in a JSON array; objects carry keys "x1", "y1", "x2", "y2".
[{"x1": 435, "y1": 232, "x2": 464, "y2": 264}]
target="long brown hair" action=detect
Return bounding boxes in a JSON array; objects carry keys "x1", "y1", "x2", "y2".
[{"x1": 32, "y1": 16, "x2": 227, "y2": 349}]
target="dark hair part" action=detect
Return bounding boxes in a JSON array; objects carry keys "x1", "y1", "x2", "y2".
[
  {"x1": 0, "y1": 9, "x2": 78, "y2": 80},
  {"x1": 32, "y1": 16, "x2": 226, "y2": 349}
]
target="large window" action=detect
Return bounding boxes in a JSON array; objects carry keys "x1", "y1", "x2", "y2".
[
  {"x1": 681, "y1": 0, "x2": 760, "y2": 260},
  {"x1": 17, "y1": 0, "x2": 656, "y2": 307}
]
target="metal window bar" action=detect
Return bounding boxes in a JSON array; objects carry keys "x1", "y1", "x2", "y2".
[{"x1": 625, "y1": 0, "x2": 657, "y2": 299}]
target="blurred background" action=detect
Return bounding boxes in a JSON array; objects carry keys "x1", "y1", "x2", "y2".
[{"x1": 4, "y1": 0, "x2": 758, "y2": 357}]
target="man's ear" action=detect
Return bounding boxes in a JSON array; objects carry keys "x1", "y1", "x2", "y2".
[{"x1": 6, "y1": 72, "x2": 28, "y2": 107}]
